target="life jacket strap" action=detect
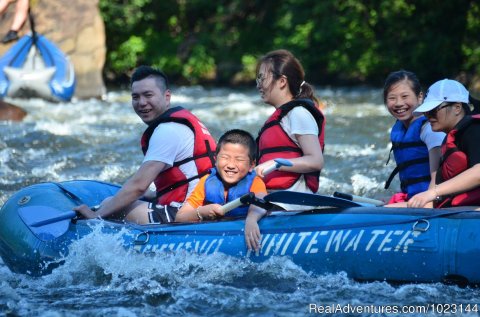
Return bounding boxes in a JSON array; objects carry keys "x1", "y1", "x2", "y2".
[
  {"x1": 384, "y1": 156, "x2": 430, "y2": 189},
  {"x1": 154, "y1": 169, "x2": 211, "y2": 201},
  {"x1": 258, "y1": 146, "x2": 302, "y2": 157}
]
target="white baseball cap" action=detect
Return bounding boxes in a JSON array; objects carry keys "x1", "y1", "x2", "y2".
[{"x1": 414, "y1": 79, "x2": 469, "y2": 114}]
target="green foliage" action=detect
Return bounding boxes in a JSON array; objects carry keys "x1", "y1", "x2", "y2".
[
  {"x1": 463, "y1": 2, "x2": 480, "y2": 75},
  {"x1": 99, "y1": 0, "x2": 480, "y2": 88},
  {"x1": 109, "y1": 36, "x2": 145, "y2": 72},
  {"x1": 182, "y1": 45, "x2": 216, "y2": 84}
]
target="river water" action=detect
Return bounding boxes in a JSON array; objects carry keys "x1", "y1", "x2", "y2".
[{"x1": 1, "y1": 87, "x2": 479, "y2": 316}]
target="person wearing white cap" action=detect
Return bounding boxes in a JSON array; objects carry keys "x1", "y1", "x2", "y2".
[
  {"x1": 407, "y1": 79, "x2": 480, "y2": 208},
  {"x1": 383, "y1": 70, "x2": 445, "y2": 205}
]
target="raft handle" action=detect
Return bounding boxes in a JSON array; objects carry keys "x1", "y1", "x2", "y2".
[
  {"x1": 134, "y1": 232, "x2": 150, "y2": 245},
  {"x1": 17, "y1": 196, "x2": 31, "y2": 205},
  {"x1": 412, "y1": 219, "x2": 430, "y2": 232}
]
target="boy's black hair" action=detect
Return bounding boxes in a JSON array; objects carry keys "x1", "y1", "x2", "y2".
[
  {"x1": 216, "y1": 129, "x2": 256, "y2": 163},
  {"x1": 130, "y1": 65, "x2": 169, "y2": 90}
]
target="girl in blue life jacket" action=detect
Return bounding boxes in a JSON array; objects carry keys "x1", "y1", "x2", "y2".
[{"x1": 383, "y1": 70, "x2": 445, "y2": 206}]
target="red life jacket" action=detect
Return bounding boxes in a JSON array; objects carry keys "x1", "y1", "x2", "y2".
[
  {"x1": 141, "y1": 106, "x2": 216, "y2": 205},
  {"x1": 437, "y1": 114, "x2": 480, "y2": 207},
  {"x1": 257, "y1": 99, "x2": 325, "y2": 192}
]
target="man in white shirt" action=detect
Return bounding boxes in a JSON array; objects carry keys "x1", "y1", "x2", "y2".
[{"x1": 75, "y1": 66, "x2": 216, "y2": 224}]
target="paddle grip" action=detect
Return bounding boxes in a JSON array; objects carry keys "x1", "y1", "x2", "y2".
[
  {"x1": 220, "y1": 199, "x2": 244, "y2": 213},
  {"x1": 262, "y1": 164, "x2": 278, "y2": 175},
  {"x1": 221, "y1": 192, "x2": 255, "y2": 213},
  {"x1": 261, "y1": 158, "x2": 293, "y2": 176}
]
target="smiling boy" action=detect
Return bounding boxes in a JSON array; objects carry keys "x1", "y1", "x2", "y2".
[
  {"x1": 176, "y1": 129, "x2": 267, "y2": 221},
  {"x1": 175, "y1": 129, "x2": 268, "y2": 250}
]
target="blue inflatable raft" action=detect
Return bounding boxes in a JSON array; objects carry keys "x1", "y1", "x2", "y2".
[
  {"x1": 0, "y1": 180, "x2": 479, "y2": 285},
  {"x1": 0, "y1": 33, "x2": 75, "y2": 101}
]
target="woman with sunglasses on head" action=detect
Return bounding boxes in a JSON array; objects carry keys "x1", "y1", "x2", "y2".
[
  {"x1": 383, "y1": 71, "x2": 446, "y2": 205},
  {"x1": 255, "y1": 50, "x2": 325, "y2": 205},
  {"x1": 407, "y1": 79, "x2": 480, "y2": 208}
]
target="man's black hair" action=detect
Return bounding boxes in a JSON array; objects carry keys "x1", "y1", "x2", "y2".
[{"x1": 130, "y1": 65, "x2": 169, "y2": 90}]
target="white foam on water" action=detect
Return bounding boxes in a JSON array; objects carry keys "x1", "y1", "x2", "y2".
[
  {"x1": 194, "y1": 101, "x2": 271, "y2": 125},
  {"x1": 34, "y1": 121, "x2": 74, "y2": 136},
  {"x1": 98, "y1": 165, "x2": 137, "y2": 182},
  {"x1": 351, "y1": 174, "x2": 384, "y2": 196},
  {"x1": 24, "y1": 147, "x2": 50, "y2": 161},
  {"x1": 31, "y1": 157, "x2": 68, "y2": 179},
  {"x1": 0, "y1": 148, "x2": 12, "y2": 166},
  {"x1": 327, "y1": 143, "x2": 384, "y2": 158},
  {"x1": 170, "y1": 94, "x2": 193, "y2": 104}
]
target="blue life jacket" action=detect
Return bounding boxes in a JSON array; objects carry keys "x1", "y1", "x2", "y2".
[
  {"x1": 385, "y1": 117, "x2": 431, "y2": 198},
  {"x1": 204, "y1": 168, "x2": 256, "y2": 217}
]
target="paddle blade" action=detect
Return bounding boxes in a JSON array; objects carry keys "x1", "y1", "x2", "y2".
[
  {"x1": 264, "y1": 191, "x2": 361, "y2": 209},
  {"x1": 18, "y1": 206, "x2": 76, "y2": 241}
]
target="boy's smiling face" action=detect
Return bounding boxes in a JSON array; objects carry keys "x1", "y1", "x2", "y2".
[{"x1": 215, "y1": 142, "x2": 254, "y2": 186}]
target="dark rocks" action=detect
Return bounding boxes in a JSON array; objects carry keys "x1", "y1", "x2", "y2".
[{"x1": 0, "y1": 100, "x2": 26, "y2": 121}]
